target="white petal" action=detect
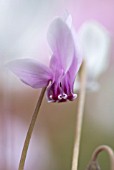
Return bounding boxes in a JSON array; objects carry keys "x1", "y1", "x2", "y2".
[{"x1": 78, "y1": 21, "x2": 111, "y2": 79}]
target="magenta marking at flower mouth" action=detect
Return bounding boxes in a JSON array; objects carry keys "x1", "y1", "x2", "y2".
[{"x1": 7, "y1": 15, "x2": 82, "y2": 102}]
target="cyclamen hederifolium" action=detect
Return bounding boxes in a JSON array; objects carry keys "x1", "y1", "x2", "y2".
[{"x1": 8, "y1": 15, "x2": 82, "y2": 102}]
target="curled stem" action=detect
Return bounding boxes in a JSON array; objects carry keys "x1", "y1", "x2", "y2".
[
  {"x1": 91, "y1": 145, "x2": 114, "y2": 170},
  {"x1": 71, "y1": 61, "x2": 86, "y2": 170},
  {"x1": 18, "y1": 87, "x2": 46, "y2": 170}
]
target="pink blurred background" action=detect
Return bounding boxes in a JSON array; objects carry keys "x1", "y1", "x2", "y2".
[{"x1": 0, "y1": 0, "x2": 114, "y2": 170}]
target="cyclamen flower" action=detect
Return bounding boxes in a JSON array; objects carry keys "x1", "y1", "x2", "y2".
[
  {"x1": 8, "y1": 15, "x2": 82, "y2": 102},
  {"x1": 77, "y1": 21, "x2": 110, "y2": 90}
]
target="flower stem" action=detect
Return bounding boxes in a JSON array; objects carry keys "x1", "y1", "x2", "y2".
[
  {"x1": 91, "y1": 145, "x2": 114, "y2": 170},
  {"x1": 18, "y1": 87, "x2": 46, "y2": 170},
  {"x1": 71, "y1": 61, "x2": 86, "y2": 170}
]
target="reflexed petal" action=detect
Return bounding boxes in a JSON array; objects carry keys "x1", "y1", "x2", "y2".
[
  {"x1": 69, "y1": 51, "x2": 82, "y2": 85},
  {"x1": 62, "y1": 12, "x2": 72, "y2": 29},
  {"x1": 62, "y1": 49, "x2": 82, "y2": 96},
  {"x1": 64, "y1": 14, "x2": 83, "y2": 84},
  {"x1": 65, "y1": 14, "x2": 72, "y2": 29},
  {"x1": 49, "y1": 54, "x2": 64, "y2": 82},
  {"x1": 7, "y1": 58, "x2": 53, "y2": 88},
  {"x1": 47, "y1": 18, "x2": 75, "y2": 73}
]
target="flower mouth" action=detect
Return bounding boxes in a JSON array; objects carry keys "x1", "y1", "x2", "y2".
[
  {"x1": 58, "y1": 93, "x2": 67, "y2": 100},
  {"x1": 47, "y1": 82, "x2": 77, "y2": 103},
  {"x1": 48, "y1": 93, "x2": 68, "y2": 103},
  {"x1": 48, "y1": 93, "x2": 77, "y2": 103}
]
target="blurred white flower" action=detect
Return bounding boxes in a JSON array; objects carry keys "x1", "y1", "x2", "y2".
[{"x1": 77, "y1": 21, "x2": 111, "y2": 91}]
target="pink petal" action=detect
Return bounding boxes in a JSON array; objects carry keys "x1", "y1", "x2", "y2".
[
  {"x1": 69, "y1": 52, "x2": 82, "y2": 85},
  {"x1": 47, "y1": 18, "x2": 75, "y2": 73},
  {"x1": 7, "y1": 58, "x2": 53, "y2": 88},
  {"x1": 63, "y1": 13, "x2": 72, "y2": 29}
]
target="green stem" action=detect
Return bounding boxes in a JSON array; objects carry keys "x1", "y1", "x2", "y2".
[
  {"x1": 18, "y1": 87, "x2": 46, "y2": 170},
  {"x1": 71, "y1": 61, "x2": 86, "y2": 170}
]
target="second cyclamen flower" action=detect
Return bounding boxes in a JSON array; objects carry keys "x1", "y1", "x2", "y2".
[{"x1": 8, "y1": 15, "x2": 82, "y2": 102}]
